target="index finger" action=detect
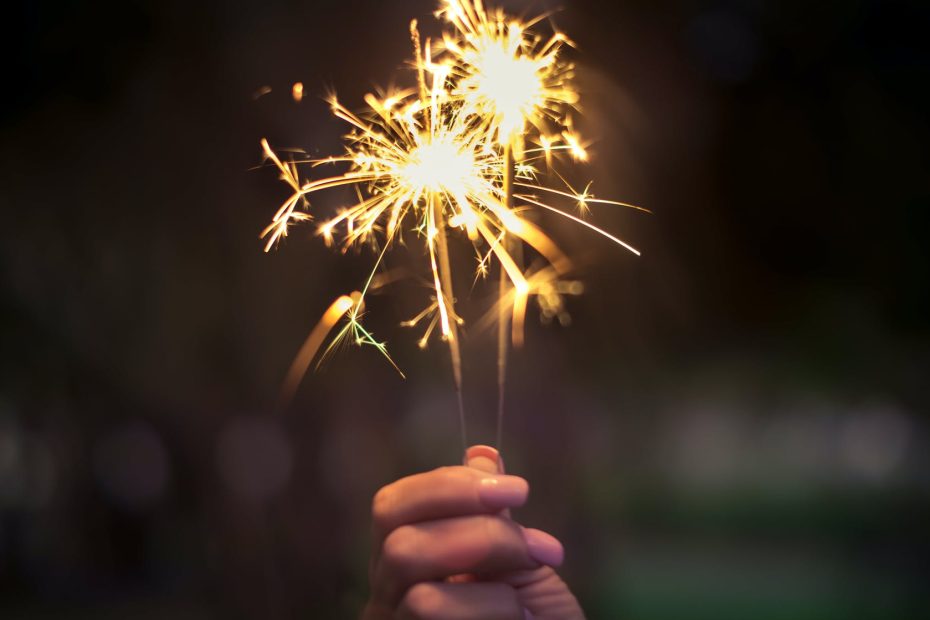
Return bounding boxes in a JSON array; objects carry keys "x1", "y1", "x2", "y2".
[{"x1": 371, "y1": 466, "x2": 529, "y2": 541}]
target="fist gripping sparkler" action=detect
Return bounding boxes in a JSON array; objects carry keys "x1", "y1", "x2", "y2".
[{"x1": 261, "y1": 0, "x2": 645, "y2": 448}]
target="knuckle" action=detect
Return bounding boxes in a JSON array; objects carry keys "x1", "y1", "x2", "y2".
[
  {"x1": 400, "y1": 583, "x2": 443, "y2": 619},
  {"x1": 371, "y1": 484, "x2": 395, "y2": 528},
  {"x1": 381, "y1": 524, "x2": 416, "y2": 571}
]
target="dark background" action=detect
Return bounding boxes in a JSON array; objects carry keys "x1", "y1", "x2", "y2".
[{"x1": 1, "y1": 0, "x2": 928, "y2": 618}]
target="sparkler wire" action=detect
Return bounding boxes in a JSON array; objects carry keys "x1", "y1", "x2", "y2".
[{"x1": 259, "y1": 0, "x2": 645, "y2": 450}]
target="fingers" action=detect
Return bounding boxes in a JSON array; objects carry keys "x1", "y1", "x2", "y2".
[
  {"x1": 373, "y1": 515, "x2": 562, "y2": 604},
  {"x1": 367, "y1": 445, "x2": 575, "y2": 618},
  {"x1": 371, "y1": 466, "x2": 528, "y2": 541},
  {"x1": 397, "y1": 582, "x2": 524, "y2": 620},
  {"x1": 503, "y1": 566, "x2": 586, "y2": 620}
]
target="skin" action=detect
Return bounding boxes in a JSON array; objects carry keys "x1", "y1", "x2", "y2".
[{"x1": 362, "y1": 446, "x2": 585, "y2": 620}]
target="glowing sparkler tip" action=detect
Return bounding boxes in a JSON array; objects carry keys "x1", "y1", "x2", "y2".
[
  {"x1": 399, "y1": 139, "x2": 476, "y2": 195},
  {"x1": 260, "y1": 0, "x2": 646, "y2": 390}
]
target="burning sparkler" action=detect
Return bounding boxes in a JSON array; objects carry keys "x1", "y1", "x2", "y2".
[{"x1": 260, "y1": 0, "x2": 645, "y2": 447}]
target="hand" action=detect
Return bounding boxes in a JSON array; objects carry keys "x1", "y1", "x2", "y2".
[{"x1": 361, "y1": 445, "x2": 585, "y2": 620}]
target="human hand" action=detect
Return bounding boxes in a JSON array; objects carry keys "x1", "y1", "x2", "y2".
[{"x1": 361, "y1": 445, "x2": 585, "y2": 620}]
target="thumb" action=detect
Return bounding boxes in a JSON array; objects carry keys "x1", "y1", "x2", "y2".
[
  {"x1": 464, "y1": 447, "x2": 575, "y2": 620},
  {"x1": 463, "y1": 444, "x2": 504, "y2": 474},
  {"x1": 464, "y1": 444, "x2": 511, "y2": 520},
  {"x1": 445, "y1": 445, "x2": 511, "y2": 586}
]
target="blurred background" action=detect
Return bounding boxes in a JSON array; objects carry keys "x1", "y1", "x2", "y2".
[{"x1": 1, "y1": 0, "x2": 928, "y2": 617}]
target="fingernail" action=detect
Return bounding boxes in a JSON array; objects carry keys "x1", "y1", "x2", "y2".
[
  {"x1": 464, "y1": 444, "x2": 501, "y2": 474},
  {"x1": 522, "y1": 528, "x2": 564, "y2": 567},
  {"x1": 478, "y1": 475, "x2": 528, "y2": 508}
]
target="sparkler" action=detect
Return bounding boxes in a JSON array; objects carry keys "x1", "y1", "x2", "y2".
[
  {"x1": 260, "y1": 0, "x2": 645, "y2": 448},
  {"x1": 438, "y1": 0, "x2": 582, "y2": 446}
]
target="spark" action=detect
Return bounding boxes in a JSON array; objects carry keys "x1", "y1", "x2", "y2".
[
  {"x1": 277, "y1": 292, "x2": 404, "y2": 408},
  {"x1": 562, "y1": 130, "x2": 588, "y2": 161},
  {"x1": 438, "y1": 0, "x2": 578, "y2": 149},
  {"x1": 259, "y1": 1, "x2": 646, "y2": 431}
]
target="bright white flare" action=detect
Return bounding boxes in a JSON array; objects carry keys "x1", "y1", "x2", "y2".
[
  {"x1": 399, "y1": 139, "x2": 477, "y2": 195},
  {"x1": 439, "y1": 0, "x2": 578, "y2": 145}
]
